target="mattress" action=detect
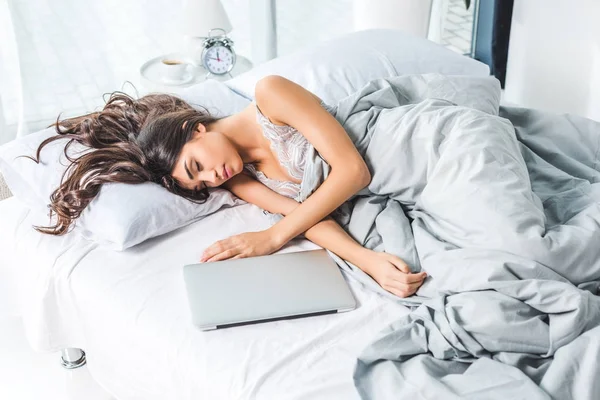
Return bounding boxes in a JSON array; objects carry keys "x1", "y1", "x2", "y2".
[{"x1": 1, "y1": 197, "x2": 413, "y2": 399}]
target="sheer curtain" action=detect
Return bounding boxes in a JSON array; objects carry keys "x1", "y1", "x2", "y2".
[
  {"x1": 0, "y1": 0, "x2": 24, "y2": 145},
  {"x1": 0, "y1": 0, "x2": 254, "y2": 146},
  {"x1": 0, "y1": 0, "x2": 359, "y2": 146},
  {"x1": 0, "y1": 0, "x2": 181, "y2": 144}
]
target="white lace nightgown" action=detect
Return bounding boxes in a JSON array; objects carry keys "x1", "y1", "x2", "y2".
[{"x1": 243, "y1": 99, "x2": 337, "y2": 203}]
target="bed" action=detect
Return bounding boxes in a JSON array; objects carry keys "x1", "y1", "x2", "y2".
[
  {"x1": 0, "y1": 29, "x2": 491, "y2": 399},
  {"x1": 2, "y1": 196, "x2": 417, "y2": 399}
]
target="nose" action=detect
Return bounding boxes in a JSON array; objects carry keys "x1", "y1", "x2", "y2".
[
  {"x1": 199, "y1": 169, "x2": 219, "y2": 186},
  {"x1": 209, "y1": 169, "x2": 218, "y2": 183}
]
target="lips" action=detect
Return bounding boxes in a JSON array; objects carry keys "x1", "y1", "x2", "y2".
[{"x1": 222, "y1": 165, "x2": 229, "y2": 180}]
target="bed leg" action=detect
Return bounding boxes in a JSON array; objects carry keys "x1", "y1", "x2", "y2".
[{"x1": 60, "y1": 348, "x2": 87, "y2": 369}]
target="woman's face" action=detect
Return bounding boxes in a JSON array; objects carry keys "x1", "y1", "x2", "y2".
[{"x1": 171, "y1": 121, "x2": 242, "y2": 191}]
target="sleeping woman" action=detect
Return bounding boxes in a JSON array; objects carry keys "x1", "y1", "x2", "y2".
[
  {"x1": 32, "y1": 73, "x2": 596, "y2": 300},
  {"x1": 141, "y1": 75, "x2": 429, "y2": 298},
  {"x1": 30, "y1": 75, "x2": 427, "y2": 299}
]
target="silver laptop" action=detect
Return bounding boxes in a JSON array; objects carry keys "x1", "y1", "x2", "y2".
[{"x1": 182, "y1": 249, "x2": 357, "y2": 331}]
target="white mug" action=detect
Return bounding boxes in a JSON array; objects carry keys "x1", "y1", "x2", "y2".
[{"x1": 161, "y1": 58, "x2": 190, "y2": 82}]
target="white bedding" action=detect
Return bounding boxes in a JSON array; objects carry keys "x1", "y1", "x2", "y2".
[{"x1": 1, "y1": 197, "x2": 412, "y2": 399}]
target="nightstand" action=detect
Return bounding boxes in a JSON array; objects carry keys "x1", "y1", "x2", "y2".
[{"x1": 139, "y1": 52, "x2": 253, "y2": 94}]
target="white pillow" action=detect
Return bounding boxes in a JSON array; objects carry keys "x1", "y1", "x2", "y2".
[
  {"x1": 225, "y1": 28, "x2": 490, "y2": 104},
  {"x1": 0, "y1": 79, "x2": 249, "y2": 250},
  {"x1": 77, "y1": 182, "x2": 244, "y2": 250},
  {"x1": 158, "y1": 78, "x2": 251, "y2": 118}
]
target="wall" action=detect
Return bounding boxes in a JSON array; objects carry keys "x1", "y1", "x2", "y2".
[{"x1": 504, "y1": 0, "x2": 600, "y2": 121}]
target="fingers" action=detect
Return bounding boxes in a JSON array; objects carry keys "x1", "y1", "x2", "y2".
[
  {"x1": 201, "y1": 240, "x2": 224, "y2": 262},
  {"x1": 399, "y1": 271, "x2": 428, "y2": 284},
  {"x1": 387, "y1": 255, "x2": 427, "y2": 283},
  {"x1": 205, "y1": 248, "x2": 239, "y2": 263},
  {"x1": 381, "y1": 267, "x2": 428, "y2": 298},
  {"x1": 201, "y1": 236, "x2": 252, "y2": 262},
  {"x1": 385, "y1": 262, "x2": 427, "y2": 284},
  {"x1": 384, "y1": 279, "x2": 424, "y2": 298},
  {"x1": 385, "y1": 285, "x2": 418, "y2": 298},
  {"x1": 386, "y1": 254, "x2": 411, "y2": 273},
  {"x1": 202, "y1": 237, "x2": 241, "y2": 262}
]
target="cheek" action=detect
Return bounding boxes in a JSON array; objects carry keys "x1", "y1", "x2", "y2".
[
  {"x1": 197, "y1": 141, "x2": 224, "y2": 169},
  {"x1": 210, "y1": 136, "x2": 233, "y2": 160},
  {"x1": 221, "y1": 136, "x2": 238, "y2": 159}
]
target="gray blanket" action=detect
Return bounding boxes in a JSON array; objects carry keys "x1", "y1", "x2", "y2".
[{"x1": 297, "y1": 74, "x2": 600, "y2": 399}]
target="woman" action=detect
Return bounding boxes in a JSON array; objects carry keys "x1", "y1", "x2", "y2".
[{"x1": 30, "y1": 76, "x2": 427, "y2": 298}]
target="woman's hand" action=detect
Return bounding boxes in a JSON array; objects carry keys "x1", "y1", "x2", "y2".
[
  {"x1": 357, "y1": 250, "x2": 427, "y2": 298},
  {"x1": 200, "y1": 228, "x2": 284, "y2": 263}
]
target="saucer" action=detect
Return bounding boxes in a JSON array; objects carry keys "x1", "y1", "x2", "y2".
[
  {"x1": 140, "y1": 52, "x2": 200, "y2": 88},
  {"x1": 159, "y1": 72, "x2": 194, "y2": 85}
]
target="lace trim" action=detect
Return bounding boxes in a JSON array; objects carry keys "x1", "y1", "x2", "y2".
[
  {"x1": 243, "y1": 163, "x2": 301, "y2": 199},
  {"x1": 246, "y1": 99, "x2": 334, "y2": 200}
]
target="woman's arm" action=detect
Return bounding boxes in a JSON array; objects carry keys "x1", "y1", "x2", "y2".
[
  {"x1": 220, "y1": 173, "x2": 371, "y2": 268},
  {"x1": 218, "y1": 174, "x2": 428, "y2": 299},
  {"x1": 254, "y1": 75, "x2": 371, "y2": 247}
]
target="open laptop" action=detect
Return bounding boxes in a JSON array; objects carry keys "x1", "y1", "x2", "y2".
[{"x1": 182, "y1": 249, "x2": 357, "y2": 331}]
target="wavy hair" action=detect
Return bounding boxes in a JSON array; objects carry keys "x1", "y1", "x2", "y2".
[{"x1": 16, "y1": 91, "x2": 220, "y2": 236}]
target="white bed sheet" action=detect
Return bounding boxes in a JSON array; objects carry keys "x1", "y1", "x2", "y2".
[
  {"x1": 0, "y1": 197, "x2": 27, "y2": 319},
  {"x1": 2, "y1": 198, "x2": 412, "y2": 399}
]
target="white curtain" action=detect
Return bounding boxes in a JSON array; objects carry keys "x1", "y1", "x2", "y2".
[
  {"x1": 0, "y1": 0, "x2": 24, "y2": 145},
  {"x1": 0, "y1": 0, "x2": 357, "y2": 146},
  {"x1": 0, "y1": 0, "x2": 215, "y2": 144}
]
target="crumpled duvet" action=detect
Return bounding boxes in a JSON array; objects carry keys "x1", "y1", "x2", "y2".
[{"x1": 297, "y1": 74, "x2": 600, "y2": 399}]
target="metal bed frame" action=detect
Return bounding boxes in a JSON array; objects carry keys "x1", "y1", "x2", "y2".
[{"x1": 60, "y1": 348, "x2": 87, "y2": 369}]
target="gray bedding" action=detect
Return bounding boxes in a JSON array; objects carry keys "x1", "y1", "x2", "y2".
[{"x1": 297, "y1": 74, "x2": 600, "y2": 399}]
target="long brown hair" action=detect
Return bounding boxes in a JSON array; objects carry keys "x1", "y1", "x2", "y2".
[{"x1": 16, "y1": 91, "x2": 221, "y2": 236}]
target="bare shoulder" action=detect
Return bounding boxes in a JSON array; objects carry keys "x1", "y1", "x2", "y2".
[
  {"x1": 255, "y1": 75, "x2": 322, "y2": 102},
  {"x1": 254, "y1": 75, "x2": 323, "y2": 125}
]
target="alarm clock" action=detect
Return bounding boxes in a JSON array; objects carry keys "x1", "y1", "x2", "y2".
[{"x1": 200, "y1": 28, "x2": 236, "y2": 78}]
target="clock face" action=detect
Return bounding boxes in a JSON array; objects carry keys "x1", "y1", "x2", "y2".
[{"x1": 203, "y1": 45, "x2": 235, "y2": 75}]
